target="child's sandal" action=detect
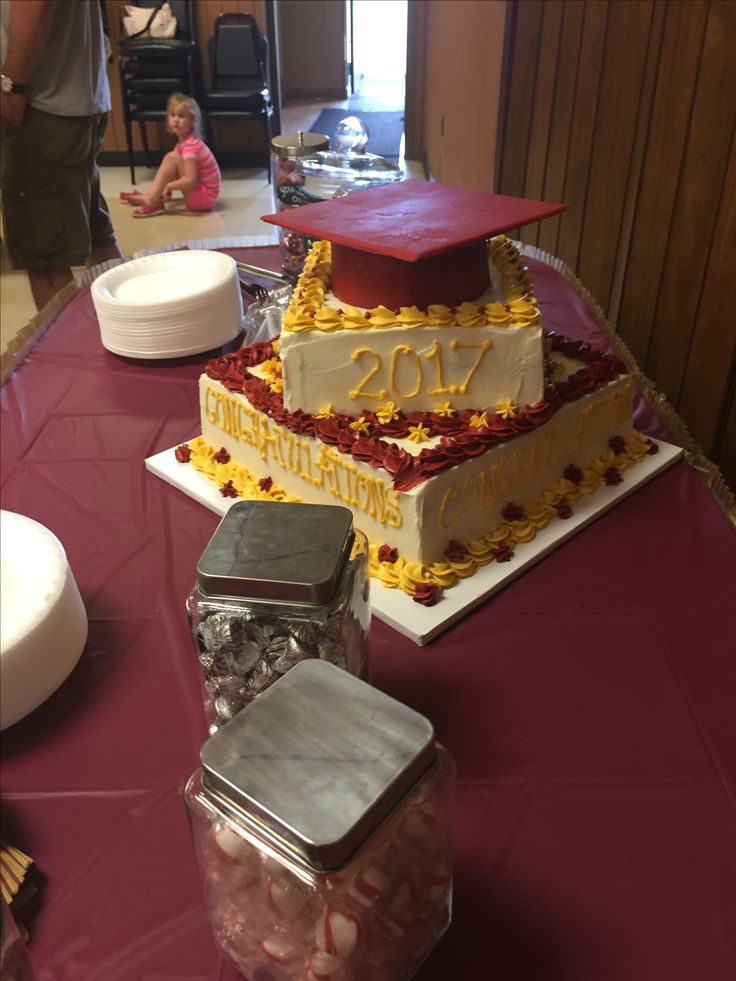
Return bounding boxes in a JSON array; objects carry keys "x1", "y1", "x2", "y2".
[{"x1": 132, "y1": 202, "x2": 167, "y2": 218}]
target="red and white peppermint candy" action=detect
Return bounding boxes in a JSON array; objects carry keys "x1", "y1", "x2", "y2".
[
  {"x1": 306, "y1": 949, "x2": 341, "y2": 980},
  {"x1": 266, "y1": 874, "x2": 309, "y2": 916},
  {"x1": 426, "y1": 867, "x2": 451, "y2": 900},
  {"x1": 315, "y1": 907, "x2": 359, "y2": 957},
  {"x1": 388, "y1": 877, "x2": 416, "y2": 914},
  {"x1": 373, "y1": 911, "x2": 407, "y2": 942},
  {"x1": 347, "y1": 863, "x2": 389, "y2": 908},
  {"x1": 261, "y1": 935, "x2": 301, "y2": 966},
  {"x1": 400, "y1": 805, "x2": 440, "y2": 853},
  {"x1": 363, "y1": 937, "x2": 395, "y2": 971},
  {"x1": 212, "y1": 822, "x2": 252, "y2": 864}
]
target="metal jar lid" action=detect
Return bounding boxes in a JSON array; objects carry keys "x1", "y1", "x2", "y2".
[
  {"x1": 197, "y1": 501, "x2": 354, "y2": 607},
  {"x1": 200, "y1": 660, "x2": 436, "y2": 870},
  {"x1": 271, "y1": 131, "x2": 330, "y2": 160}
]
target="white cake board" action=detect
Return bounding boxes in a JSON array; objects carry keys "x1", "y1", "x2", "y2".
[{"x1": 146, "y1": 438, "x2": 682, "y2": 645}]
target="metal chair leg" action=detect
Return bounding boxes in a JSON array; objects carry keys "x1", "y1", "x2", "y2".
[
  {"x1": 138, "y1": 120, "x2": 151, "y2": 170},
  {"x1": 207, "y1": 112, "x2": 217, "y2": 158},
  {"x1": 124, "y1": 115, "x2": 136, "y2": 185},
  {"x1": 118, "y1": 61, "x2": 136, "y2": 185},
  {"x1": 265, "y1": 111, "x2": 273, "y2": 183}
]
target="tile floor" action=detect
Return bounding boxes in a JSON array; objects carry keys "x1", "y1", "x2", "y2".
[{"x1": 0, "y1": 98, "x2": 422, "y2": 357}]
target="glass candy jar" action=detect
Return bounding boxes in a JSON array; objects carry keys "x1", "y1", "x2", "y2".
[
  {"x1": 187, "y1": 502, "x2": 370, "y2": 731},
  {"x1": 271, "y1": 131, "x2": 330, "y2": 275},
  {"x1": 184, "y1": 660, "x2": 455, "y2": 981}
]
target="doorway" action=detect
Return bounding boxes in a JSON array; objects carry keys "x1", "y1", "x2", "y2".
[{"x1": 348, "y1": 0, "x2": 407, "y2": 108}]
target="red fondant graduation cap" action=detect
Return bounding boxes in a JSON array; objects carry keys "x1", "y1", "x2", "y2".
[{"x1": 262, "y1": 179, "x2": 568, "y2": 309}]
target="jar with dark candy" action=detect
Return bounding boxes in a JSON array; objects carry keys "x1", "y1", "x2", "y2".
[
  {"x1": 187, "y1": 501, "x2": 370, "y2": 731},
  {"x1": 184, "y1": 660, "x2": 455, "y2": 981},
  {"x1": 271, "y1": 132, "x2": 329, "y2": 276}
]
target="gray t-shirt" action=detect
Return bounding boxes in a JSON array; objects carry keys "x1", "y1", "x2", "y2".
[{"x1": 0, "y1": 0, "x2": 110, "y2": 116}]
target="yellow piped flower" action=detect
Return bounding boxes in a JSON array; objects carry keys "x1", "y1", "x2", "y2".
[
  {"x1": 526, "y1": 502, "x2": 555, "y2": 528},
  {"x1": 469, "y1": 412, "x2": 490, "y2": 429},
  {"x1": 466, "y1": 538, "x2": 495, "y2": 565},
  {"x1": 485, "y1": 302, "x2": 514, "y2": 325},
  {"x1": 369, "y1": 305, "x2": 401, "y2": 328},
  {"x1": 407, "y1": 423, "x2": 431, "y2": 444},
  {"x1": 349, "y1": 416, "x2": 371, "y2": 435},
  {"x1": 426, "y1": 304, "x2": 454, "y2": 326},
  {"x1": 260, "y1": 356, "x2": 280, "y2": 377},
  {"x1": 427, "y1": 563, "x2": 459, "y2": 587},
  {"x1": 578, "y1": 470, "x2": 603, "y2": 495},
  {"x1": 434, "y1": 401, "x2": 456, "y2": 417},
  {"x1": 315, "y1": 404, "x2": 335, "y2": 419},
  {"x1": 313, "y1": 308, "x2": 343, "y2": 331},
  {"x1": 508, "y1": 299, "x2": 538, "y2": 317},
  {"x1": 341, "y1": 305, "x2": 369, "y2": 329},
  {"x1": 376, "y1": 401, "x2": 400, "y2": 424},
  {"x1": 508, "y1": 520, "x2": 536, "y2": 544},
  {"x1": 454, "y1": 302, "x2": 486, "y2": 327},
  {"x1": 397, "y1": 306, "x2": 429, "y2": 328},
  {"x1": 399, "y1": 562, "x2": 434, "y2": 593},
  {"x1": 282, "y1": 307, "x2": 316, "y2": 332},
  {"x1": 496, "y1": 397, "x2": 518, "y2": 419}
]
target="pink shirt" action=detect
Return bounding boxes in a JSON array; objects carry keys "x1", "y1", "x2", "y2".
[{"x1": 178, "y1": 136, "x2": 221, "y2": 197}]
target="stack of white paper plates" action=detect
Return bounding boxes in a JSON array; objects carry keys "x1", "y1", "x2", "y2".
[
  {"x1": 0, "y1": 511, "x2": 88, "y2": 730},
  {"x1": 91, "y1": 250, "x2": 243, "y2": 359}
]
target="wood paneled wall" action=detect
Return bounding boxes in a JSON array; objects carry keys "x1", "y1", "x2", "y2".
[
  {"x1": 103, "y1": 0, "x2": 267, "y2": 156},
  {"x1": 496, "y1": 0, "x2": 736, "y2": 482},
  {"x1": 409, "y1": 0, "x2": 507, "y2": 190}
]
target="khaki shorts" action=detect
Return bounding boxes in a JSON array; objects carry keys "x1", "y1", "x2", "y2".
[{"x1": 1, "y1": 107, "x2": 115, "y2": 270}]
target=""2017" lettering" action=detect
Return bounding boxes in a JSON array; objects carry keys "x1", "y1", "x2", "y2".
[{"x1": 349, "y1": 338, "x2": 492, "y2": 401}]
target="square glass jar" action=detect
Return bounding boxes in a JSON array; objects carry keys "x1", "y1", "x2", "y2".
[
  {"x1": 187, "y1": 501, "x2": 371, "y2": 731},
  {"x1": 184, "y1": 660, "x2": 455, "y2": 981}
]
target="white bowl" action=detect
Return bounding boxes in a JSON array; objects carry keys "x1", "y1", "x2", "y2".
[{"x1": 0, "y1": 511, "x2": 88, "y2": 730}]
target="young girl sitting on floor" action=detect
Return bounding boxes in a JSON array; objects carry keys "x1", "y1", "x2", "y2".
[{"x1": 120, "y1": 93, "x2": 221, "y2": 217}]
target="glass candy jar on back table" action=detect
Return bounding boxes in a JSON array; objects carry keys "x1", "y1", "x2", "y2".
[
  {"x1": 271, "y1": 132, "x2": 330, "y2": 275},
  {"x1": 271, "y1": 123, "x2": 403, "y2": 276}
]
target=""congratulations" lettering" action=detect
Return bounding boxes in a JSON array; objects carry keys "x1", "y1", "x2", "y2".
[{"x1": 205, "y1": 385, "x2": 402, "y2": 529}]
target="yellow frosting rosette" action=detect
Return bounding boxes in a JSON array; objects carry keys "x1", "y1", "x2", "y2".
[
  {"x1": 426, "y1": 562, "x2": 459, "y2": 587},
  {"x1": 341, "y1": 305, "x2": 370, "y2": 329},
  {"x1": 313, "y1": 308, "x2": 343, "y2": 331},
  {"x1": 485, "y1": 302, "x2": 514, "y2": 325},
  {"x1": 369, "y1": 305, "x2": 401, "y2": 328},
  {"x1": 398, "y1": 306, "x2": 429, "y2": 328},
  {"x1": 427, "y1": 304, "x2": 454, "y2": 326},
  {"x1": 454, "y1": 302, "x2": 486, "y2": 327},
  {"x1": 282, "y1": 307, "x2": 316, "y2": 332},
  {"x1": 465, "y1": 538, "x2": 495, "y2": 565},
  {"x1": 399, "y1": 562, "x2": 434, "y2": 595}
]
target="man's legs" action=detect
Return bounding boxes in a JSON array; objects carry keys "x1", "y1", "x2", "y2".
[
  {"x1": 2, "y1": 108, "x2": 121, "y2": 310},
  {"x1": 27, "y1": 267, "x2": 74, "y2": 311},
  {"x1": 88, "y1": 113, "x2": 122, "y2": 267}
]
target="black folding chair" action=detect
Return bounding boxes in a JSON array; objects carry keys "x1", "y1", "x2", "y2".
[
  {"x1": 117, "y1": 0, "x2": 200, "y2": 184},
  {"x1": 205, "y1": 13, "x2": 274, "y2": 182}
]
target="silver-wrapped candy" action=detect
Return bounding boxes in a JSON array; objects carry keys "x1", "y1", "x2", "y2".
[{"x1": 187, "y1": 502, "x2": 371, "y2": 730}]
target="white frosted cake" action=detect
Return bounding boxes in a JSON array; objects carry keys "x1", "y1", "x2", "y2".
[
  {"x1": 175, "y1": 183, "x2": 656, "y2": 604},
  {"x1": 0, "y1": 510, "x2": 88, "y2": 729}
]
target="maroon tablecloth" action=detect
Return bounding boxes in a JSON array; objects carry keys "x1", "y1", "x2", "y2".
[{"x1": 1, "y1": 249, "x2": 735, "y2": 981}]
